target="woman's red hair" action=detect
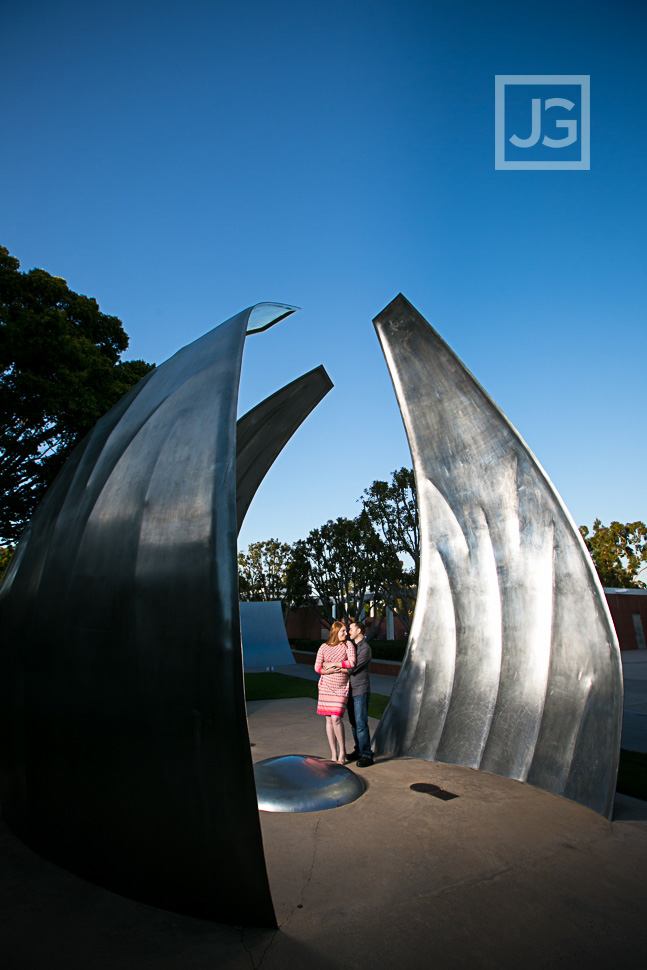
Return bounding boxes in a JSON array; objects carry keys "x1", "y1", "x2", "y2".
[{"x1": 326, "y1": 619, "x2": 346, "y2": 646}]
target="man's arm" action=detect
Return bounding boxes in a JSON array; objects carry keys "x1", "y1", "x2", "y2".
[{"x1": 350, "y1": 638, "x2": 372, "y2": 676}]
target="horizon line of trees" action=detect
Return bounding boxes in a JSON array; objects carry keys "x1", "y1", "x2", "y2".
[
  {"x1": 238, "y1": 471, "x2": 647, "y2": 638},
  {"x1": 238, "y1": 467, "x2": 419, "y2": 638}
]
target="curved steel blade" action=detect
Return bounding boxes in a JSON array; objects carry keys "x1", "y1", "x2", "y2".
[
  {"x1": 236, "y1": 364, "x2": 333, "y2": 533},
  {"x1": 372, "y1": 294, "x2": 622, "y2": 818},
  {"x1": 0, "y1": 303, "x2": 302, "y2": 925}
]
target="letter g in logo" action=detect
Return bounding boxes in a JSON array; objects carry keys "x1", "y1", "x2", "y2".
[{"x1": 541, "y1": 98, "x2": 577, "y2": 147}]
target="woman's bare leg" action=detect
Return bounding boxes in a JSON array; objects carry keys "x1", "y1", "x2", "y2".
[
  {"x1": 331, "y1": 715, "x2": 347, "y2": 763},
  {"x1": 325, "y1": 716, "x2": 337, "y2": 759}
]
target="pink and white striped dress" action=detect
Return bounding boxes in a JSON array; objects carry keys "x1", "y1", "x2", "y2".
[{"x1": 314, "y1": 640, "x2": 356, "y2": 716}]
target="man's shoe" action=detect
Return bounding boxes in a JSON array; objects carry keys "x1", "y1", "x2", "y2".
[
  {"x1": 347, "y1": 749, "x2": 360, "y2": 762},
  {"x1": 356, "y1": 756, "x2": 374, "y2": 767}
]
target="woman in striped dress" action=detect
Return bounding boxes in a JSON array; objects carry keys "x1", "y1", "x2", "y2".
[{"x1": 315, "y1": 620, "x2": 356, "y2": 763}]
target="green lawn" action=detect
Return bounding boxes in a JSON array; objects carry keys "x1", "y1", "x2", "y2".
[
  {"x1": 244, "y1": 672, "x2": 388, "y2": 719},
  {"x1": 245, "y1": 672, "x2": 646, "y2": 801}
]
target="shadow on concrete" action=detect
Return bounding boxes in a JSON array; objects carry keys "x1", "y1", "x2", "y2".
[{"x1": 0, "y1": 810, "x2": 320, "y2": 970}]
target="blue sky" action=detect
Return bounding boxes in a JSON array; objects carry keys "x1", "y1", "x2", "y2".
[{"x1": 2, "y1": 0, "x2": 645, "y2": 551}]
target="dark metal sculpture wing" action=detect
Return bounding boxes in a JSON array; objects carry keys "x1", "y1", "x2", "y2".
[
  {"x1": 236, "y1": 365, "x2": 333, "y2": 533},
  {"x1": 0, "y1": 304, "x2": 331, "y2": 925},
  {"x1": 372, "y1": 295, "x2": 623, "y2": 818}
]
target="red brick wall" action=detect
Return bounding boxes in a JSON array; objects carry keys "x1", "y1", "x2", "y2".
[
  {"x1": 285, "y1": 593, "x2": 647, "y2": 652},
  {"x1": 285, "y1": 608, "x2": 325, "y2": 640},
  {"x1": 285, "y1": 606, "x2": 408, "y2": 640},
  {"x1": 604, "y1": 591, "x2": 647, "y2": 651}
]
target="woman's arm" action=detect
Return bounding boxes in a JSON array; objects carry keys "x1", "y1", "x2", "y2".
[
  {"x1": 341, "y1": 641, "x2": 356, "y2": 668},
  {"x1": 314, "y1": 645, "x2": 324, "y2": 674}
]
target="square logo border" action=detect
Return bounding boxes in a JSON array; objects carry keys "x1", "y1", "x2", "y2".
[{"x1": 495, "y1": 75, "x2": 590, "y2": 171}]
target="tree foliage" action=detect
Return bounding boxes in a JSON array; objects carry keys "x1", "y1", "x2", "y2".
[
  {"x1": 237, "y1": 538, "x2": 303, "y2": 620},
  {"x1": 362, "y1": 466, "x2": 420, "y2": 572},
  {"x1": 290, "y1": 512, "x2": 403, "y2": 635},
  {"x1": 0, "y1": 544, "x2": 14, "y2": 582},
  {"x1": 579, "y1": 519, "x2": 647, "y2": 589},
  {"x1": 0, "y1": 245, "x2": 154, "y2": 542},
  {"x1": 361, "y1": 466, "x2": 419, "y2": 631}
]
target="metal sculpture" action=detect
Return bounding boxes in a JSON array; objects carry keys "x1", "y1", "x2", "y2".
[
  {"x1": 240, "y1": 601, "x2": 295, "y2": 669},
  {"x1": 372, "y1": 295, "x2": 623, "y2": 818},
  {"x1": 0, "y1": 304, "x2": 332, "y2": 926},
  {"x1": 253, "y1": 755, "x2": 365, "y2": 812},
  {"x1": 236, "y1": 365, "x2": 332, "y2": 532}
]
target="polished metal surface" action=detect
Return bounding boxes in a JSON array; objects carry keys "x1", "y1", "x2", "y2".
[
  {"x1": 236, "y1": 365, "x2": 333, "y2": 532},
  {"x1": 240, "y1": 601, "x2": 295, "y2": 669},
  {"x1": 254, "y1": 755, "x2": 365, "y2": 812},
  {"x1": 0, "y1": 303, "x2": 332, "y2": 926},
  {"x1": 372, "y1": 294, "x2": 623, "y2": 818}
]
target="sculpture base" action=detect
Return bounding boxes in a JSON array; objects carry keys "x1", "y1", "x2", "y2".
[{"x1": 253, "y1": 755, "x2": 365, "y2": 813}]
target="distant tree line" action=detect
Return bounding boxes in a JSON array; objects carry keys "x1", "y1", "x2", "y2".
[
  {"x1": 238, "y1": 467, "x2": 420, "y2": 636},
  {"x1": 239, "y1": 476, "x2": 647, "y2": 638}
]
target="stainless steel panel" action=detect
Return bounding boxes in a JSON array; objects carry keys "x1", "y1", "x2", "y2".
[
  {"x1": 236, "y1": 365, "x2": 333, "y2": 532},
  {"x1": 372, "y1": 294, "x2": 623, "y2": 818},
  {"x1": 0, "y1": 303, "x2": 332, "y2": 925}
]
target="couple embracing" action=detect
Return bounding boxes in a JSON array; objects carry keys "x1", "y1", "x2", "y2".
[{"x1": 314, "y1": 619, "x2": 374, "y2": 768}]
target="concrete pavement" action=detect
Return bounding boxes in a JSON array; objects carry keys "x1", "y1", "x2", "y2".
[{"x1": 1, "y1": 691, "x2": 645, "y2": 970}]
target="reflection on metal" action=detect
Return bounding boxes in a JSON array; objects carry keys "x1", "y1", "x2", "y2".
[
  {"x1": 240, "y1": 601, "x2": 295, "y2": 669},
  {"x1": 0, "y1": 304, "x2": 333, "y2": 926},
  {"x1": 254, "y1": 755, "x2": 365, "y2": 812},
  {"x1": 236, "y1": 365, "x2": 333, "y2": 532},
  {"x1": 372, "y1": 294, "x2": 623, "y2": 818}
]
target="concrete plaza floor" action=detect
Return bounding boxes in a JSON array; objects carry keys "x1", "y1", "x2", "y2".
[{"x1": 1, "y1": 684, "x2": 646, "y2": 970}]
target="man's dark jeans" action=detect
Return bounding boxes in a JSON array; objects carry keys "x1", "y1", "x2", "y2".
[{"x1": 347, "y1": 691, "x2": 372, "y2": 758}]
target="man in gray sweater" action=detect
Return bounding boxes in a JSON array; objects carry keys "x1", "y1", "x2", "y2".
[{"x1": 347, "y1": 620, "x2": 374, "y2": 767}]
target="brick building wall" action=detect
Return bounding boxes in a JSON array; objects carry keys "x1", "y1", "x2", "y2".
[
  {"x1": 285, "y1": 591, "x2": 647, "y2": 651},
  {"x1": 604, "y1": 589, "x2": 647, "y2": 651},
  {"x1": 285, "y1": 606, "x2": 407, "y2": 641}
]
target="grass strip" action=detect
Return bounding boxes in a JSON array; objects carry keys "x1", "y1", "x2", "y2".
[
  {"x1": 244, "y1": 672, "x2": 389, "y2": 720},
  {"x1": 245, "y1": 672, "x2": 318, "y2": 703},
  {"x1": 245, "y1": 673, "x2": 647, "y2": 801}
]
